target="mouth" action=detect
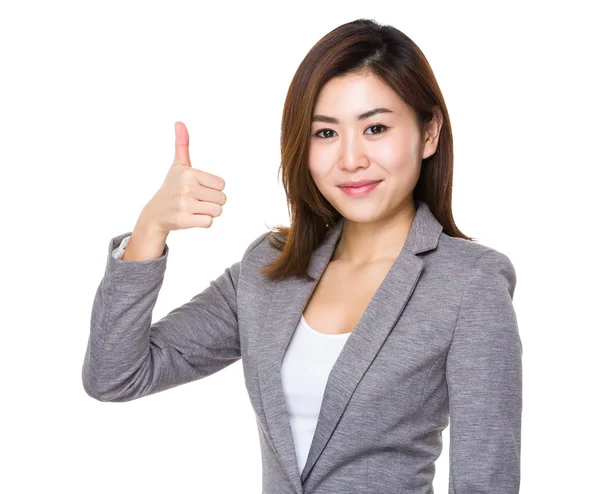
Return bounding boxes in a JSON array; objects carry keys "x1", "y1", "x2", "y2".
[
  {"x1": 338, "y1": 180, "x2": 382, "y2": 197},
  {"x1": 338, "y1": 179, "x2": 382, "y2": 188}
]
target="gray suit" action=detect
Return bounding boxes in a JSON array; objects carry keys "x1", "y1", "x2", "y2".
[{"x1": 82, "y1": 199, "x2": 522, "y2": 493}]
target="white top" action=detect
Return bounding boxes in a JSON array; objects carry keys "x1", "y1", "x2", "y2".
[
  {"x1": 112, "y1": 234, "x2": 351, "y2": 475},
  {"x1": 281, "y1": 314, "x2": 351, "y2": 474},
  {"x1": 112, "y1": 235, "x2": 132, "y2": 259}
]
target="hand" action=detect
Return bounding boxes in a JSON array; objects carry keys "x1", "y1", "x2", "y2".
[{"x1": 138, "y1": 121, "x2": 227, "y2": 235}]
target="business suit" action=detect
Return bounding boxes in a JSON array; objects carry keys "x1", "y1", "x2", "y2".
[{"x1": 82, "y1": 199, "x2": 522, "y2": 493}]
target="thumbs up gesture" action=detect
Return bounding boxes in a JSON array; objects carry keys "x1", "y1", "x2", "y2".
[{"x1": 139, "y1": 121, "x2": 228, "y2": 235}]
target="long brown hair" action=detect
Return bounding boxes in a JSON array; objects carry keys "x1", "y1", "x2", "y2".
[{"x1": 261, "y1": 18, "x2": 473, "y2": 283}]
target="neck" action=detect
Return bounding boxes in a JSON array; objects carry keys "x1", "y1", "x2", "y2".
[{"x1": 332, "y1": 199, "x2": 416, "y2": 267}]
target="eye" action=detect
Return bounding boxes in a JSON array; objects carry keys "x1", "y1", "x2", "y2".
[
  {"x1": 365, "y1": 124, "x2": 388, "y2": 135},
  {"x1": 313, "y1": 124, "x2": 389, "y2": 139},
  {"x1": 314, "y1": 128, "x2": 336, "y2": 139}
]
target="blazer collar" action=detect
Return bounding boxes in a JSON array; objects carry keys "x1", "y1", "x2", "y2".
[{"x1": 255, "y1": 199, "x2": 443, "y2": 493}]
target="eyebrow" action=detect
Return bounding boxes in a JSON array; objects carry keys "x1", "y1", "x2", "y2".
[{"x1": 311, "y1": 107, "x2": 393, "y2": 124}]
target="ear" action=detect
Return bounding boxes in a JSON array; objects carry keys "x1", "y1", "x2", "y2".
[{"x1": 422, "y1": 106, "x2": 443, "y2": 159}]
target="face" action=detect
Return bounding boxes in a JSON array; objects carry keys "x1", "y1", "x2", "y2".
[{"x1": 308, "y1": 71, "x2": 441, "y2": 224}]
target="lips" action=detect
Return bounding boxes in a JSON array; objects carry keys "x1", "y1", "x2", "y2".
[
  {"x1": 338, "y1": 179, "x2": 382, "y2": 188},
  {"x1": 338, "y1": 180, "x2": 382, "y2": 197}
]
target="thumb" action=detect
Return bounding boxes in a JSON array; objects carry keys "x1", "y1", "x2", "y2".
[{"x1": 172, "y1": 121, "x2": 191, "y2": 167}]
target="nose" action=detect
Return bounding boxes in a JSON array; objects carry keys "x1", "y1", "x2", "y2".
[{"x1": 339, "y1": 132, "x2": 369, "y2": 171}]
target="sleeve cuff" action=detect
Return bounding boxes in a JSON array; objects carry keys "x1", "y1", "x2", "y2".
[{"x1": 106, "y1": 231, "x2": 170, "y2": 286}]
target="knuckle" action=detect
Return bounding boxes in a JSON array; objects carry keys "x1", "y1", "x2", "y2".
[{"x1": 180, "y1": 180, "x2": 194, "y2": 195}]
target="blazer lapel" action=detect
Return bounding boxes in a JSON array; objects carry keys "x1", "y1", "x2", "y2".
[{"x1": 255, "y1": 199, "x2": 443, "y2": 491}]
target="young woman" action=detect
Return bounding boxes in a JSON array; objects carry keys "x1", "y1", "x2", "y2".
[{"x1": 83, "y1": 18, "x2": 522, "y2": 493}]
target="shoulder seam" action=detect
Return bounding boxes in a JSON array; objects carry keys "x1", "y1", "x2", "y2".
[
  {"x1": 241, "y1": 231, "x2": 271, "y2": 262},
  {"x1": 448, "y1": 249, "x2": 494, "y2": 342}
]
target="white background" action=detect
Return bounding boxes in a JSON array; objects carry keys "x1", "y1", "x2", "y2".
[{"x1": 1, "y1": 0, "x2": 598, "y2": 492}]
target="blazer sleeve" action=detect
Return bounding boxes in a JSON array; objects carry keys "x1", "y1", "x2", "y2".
[
  {"x1": 82, "y1": 230, "x2": 270, "y2": 402},
  {"x1": 446, "y1": 250, "x2": 523, "y2": 493}
]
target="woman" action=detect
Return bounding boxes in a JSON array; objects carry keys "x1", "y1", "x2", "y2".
[{"x1": 83, "y1": 18, "x2": 522, "y2": 493}]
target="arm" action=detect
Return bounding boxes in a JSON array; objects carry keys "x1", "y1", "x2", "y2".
[
  {"x1": 446, "y1": 250, "x2": 523, "y2": 493},
  {"x1": 82, "y1": 230, "x2": 270, "y2": 402}
]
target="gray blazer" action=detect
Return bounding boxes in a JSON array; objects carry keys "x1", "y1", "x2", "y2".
[{"x1": 82, "y1": 199, "x2": 522, "y2": 493}]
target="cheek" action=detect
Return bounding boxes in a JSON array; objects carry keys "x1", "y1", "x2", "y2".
[
  {"x1": 376, "y1": 133, "x2": 421, "y2": 172},
  {"x1": 307, "y1": 161, "x2": 325, "y2": 194},
  {"x1": 308, "y1": 147, "x2": 330, "y2": 180}
]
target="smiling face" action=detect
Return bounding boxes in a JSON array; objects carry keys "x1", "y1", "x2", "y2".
[{"x1": 308, "y1": 71, "x2": 441, "y2": 224}]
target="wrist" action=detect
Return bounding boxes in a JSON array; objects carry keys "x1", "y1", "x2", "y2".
[{"x1": 135, "y1": 213, "x2": 168, "y2": 239}]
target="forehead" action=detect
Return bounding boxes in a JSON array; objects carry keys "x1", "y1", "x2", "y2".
[{"x1": 313, "y1": 72, "x2": 408, "y2": 116}]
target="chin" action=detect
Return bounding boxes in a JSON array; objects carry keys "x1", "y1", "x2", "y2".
[{"x1": 334, "y1": 206, "x2": 384, "y2": 224}]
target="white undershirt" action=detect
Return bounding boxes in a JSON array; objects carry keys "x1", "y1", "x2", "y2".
[{"x1": 281, "y1": 314, "x2": 351, "y2": 474}]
